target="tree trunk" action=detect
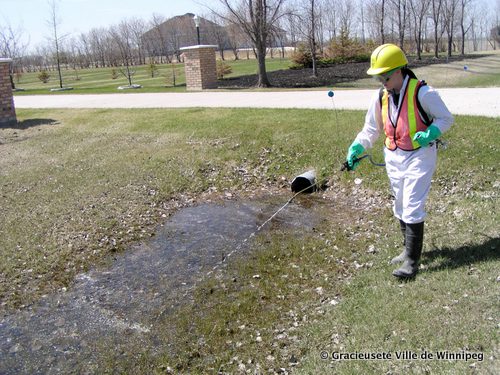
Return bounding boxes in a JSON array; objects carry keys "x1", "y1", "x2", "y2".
[
  {"x1": 10, "y1": 73, "x2": 15, "y2": 90},
  {"x1": 126, "y1": 61, "x2": 133, "y2": 86},
  {"x1": 310, "y1": 0, "x2": 318, "y2": 77},
  {"x1": 56, "y1": 50, "x2": 63, "y2": 89},
  {"x1": 461, "y1": 26, "x2": 466, "y2": 55},
  {"x1": 381, "y1": 0, "x2": 386, "y2": 44},
  {"x1": 256, "y1": 44, "x2": 271, "y2": 87},
  {"x1": 434, "y1": 28, "x2": 439, "y2": 57},
  {"x1": 416, "y1": 30, "x2": 422, "y2": 59}
]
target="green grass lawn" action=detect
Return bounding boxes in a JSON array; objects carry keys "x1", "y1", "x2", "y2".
[
  {"x1": 1, "y1": 107, "x2": 498, "y2": 373},
  {"x1": 13, "y1": 58, "x2": 292, "y2": 95},
  {"x1": 14, "y1": 64, "x2": 189, "y2": 94},
  {"x1": 13, "y1": 51, "x2": 500, "y2": 94}
]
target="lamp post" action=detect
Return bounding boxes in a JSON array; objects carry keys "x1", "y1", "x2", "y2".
[{"x1": 193, "y1": 14, "x2": 201, "y2": 45}]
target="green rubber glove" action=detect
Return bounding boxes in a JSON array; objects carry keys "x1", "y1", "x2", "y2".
[
  {"x1": 413, "y1": 125, "x2": 442, "y2": 148},
  {"x1": 346, "y1": 141, "x2": 365, "y2": 170}
]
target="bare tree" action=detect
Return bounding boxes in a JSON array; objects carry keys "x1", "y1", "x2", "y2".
[
  {"x1": 302, "y1": 0, "x2": 319, "y2": 77},
  {"x1": 214, "y1": 0, "x2": 288, "y2": 87},
  {"x1": 430, "y1": 0, "x2": 446, "y2": 57},
  {"x1": 314, "y1": 0, "x2": 325, "y2": 56},
  {"x1": 67, "y1": 36, "x2": 83, "y2": 73},
  {"x1": 323, "y1": 0, "x2": 339, "y2": 40},
  {"x1": 47, "y1": 0, "x2": 67, "y2": 89},
  {"x1": 492, "y1": 25, "x2": 500, "y2": 47},
  {"x1": 409, "y1": 0, "x2": 431, "y2": 59},
  {"x1": 146, "y1": 14, "x2": 171, "y2": 63},
  {"x1": 128, "y1": 18, "x2": 147, "y2": 65},
  {"x1": 443, "y1": 0, "x2": 460, "y2": 57},
  {"x1": 487, "y1": 1, "x2": 499, "y2": 49},
  {"x1": 87, "y1": 28, "x2": 109, "y2": 67},
  {"x1": 32, "y1": 45, "x2": 52, "y2": 72},
  {"x1": 496, "y1": 0, "x2": 500, "y2": 29},
  {"x1": 225, "y1": 22, "x2": 245, "y2": 59},
  {"x1": 77, "y1": 33, "x2": 92, "y2": 68},
  {"x1": 364, "y1": 0, "x2": 383, "y2": 41},
  {"x1": 164, "y1": 18, "x2": 188, "y2": 62},
  {"x1": 338, "y1": 0, "x2": 356, "y2": 38},
  {"x1": 206, "y1": 13, "x2": 231, "y2": 60},
  {"x1": 282, "y1": 2, "x2": 302, "y2": 48},
  {"x1": 271, "y1": 17, "x2": 289, "y2": 57},
  {"x1": 359, "y1": 0, "x2": 366, "y2": 43},
  {"x1": 0, "y1": 22, "x2": 28, "y2": 89},
  {"x1": 468, "y1": 1, "x2": 481, "y2": 51},
  {"x1": 381, "y1": 0, "x2": 386, "y2": 43},
  {"x1": 109, "y1": 21, "x2": 136, "y2": 86},
  {"x1": 389, "y1": 0, "x2": 408, "y2": 48},
  {"x1": 458, "y1": 0, "x2": 474, "y2": 55}
]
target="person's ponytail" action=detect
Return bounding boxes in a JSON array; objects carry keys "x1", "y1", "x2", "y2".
[{"x1": 401, "y1": 66, "x2": 417, "y2": 80}]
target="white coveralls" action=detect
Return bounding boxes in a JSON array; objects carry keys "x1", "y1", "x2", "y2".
[{"x1": 354, "y1": 76, "x2": 454, "y2": 224}]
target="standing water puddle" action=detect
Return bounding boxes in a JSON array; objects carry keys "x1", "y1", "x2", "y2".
[{"x1": 0, "y1": 196, "x2": 324, "y2": 374}]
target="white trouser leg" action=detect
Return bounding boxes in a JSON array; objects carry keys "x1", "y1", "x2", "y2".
[{"x1": 384, "y1": 146, "x2": 437, "y2": 224}]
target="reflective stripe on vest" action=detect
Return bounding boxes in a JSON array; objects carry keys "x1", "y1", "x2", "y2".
[{"x1": 382, "y1": 79, "x2": 428, "y2": 151}]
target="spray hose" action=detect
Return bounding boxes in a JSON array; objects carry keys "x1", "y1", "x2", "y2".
[
  {"x1": 340, "y1": 154, "x2": 386, "y2": 171},
  {"x1": 340, "y1": 139, "x2": 448, "y2": 172}
]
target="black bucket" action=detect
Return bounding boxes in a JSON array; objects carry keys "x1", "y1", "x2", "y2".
[{"x1": 291, "y1": 170, "x2": 316, "y2": 194}]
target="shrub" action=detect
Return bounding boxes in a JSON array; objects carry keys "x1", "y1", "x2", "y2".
[
  {"x1": 289, "y1": 38, "x2": 371, "y2": 70},
  {"x1": 165, "y1": 63, "x2": 180, "y2": 87},
  {"x1": 325, "y1": 29, "x2": 374, "y2": 64},
  {"x1": 148, "y1": 63, "x2": 159, "y2": 78},
  {"x1": 111, "y1": 69, "x2": 118, "y2": 80},
  {"x1": 38, "y1": 70, "x2": 50, "y2": 83},
  {"x1": 289, "y1": 43, "x2": 312, "y2": 69},
  {"x1": 216, "y1": 60, "x2": 233, "y2": 79}
]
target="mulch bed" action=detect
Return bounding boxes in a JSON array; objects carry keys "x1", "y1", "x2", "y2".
[{"x1": 217, "y1": 55, "x2": 483, "y2": 89}]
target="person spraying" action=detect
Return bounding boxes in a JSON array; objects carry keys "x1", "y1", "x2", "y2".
[{"x1": 346, "y1": 44, "x2": 454, "y2": 278}]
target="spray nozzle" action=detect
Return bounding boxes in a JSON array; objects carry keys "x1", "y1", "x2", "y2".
[
  {"x1": 340, "y1": 154, "x2": 386, "y2": 172},
  {"x1": 340, "y1": 156, "x2": 362, "y2": 172}
]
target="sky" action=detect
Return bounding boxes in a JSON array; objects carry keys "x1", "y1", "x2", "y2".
[
  {"x1": 1, "y1": 0, "x2": 218, "y2": 50},
  {"x1": 1, "y1": 0, "x2": 499, "y2": 52}
]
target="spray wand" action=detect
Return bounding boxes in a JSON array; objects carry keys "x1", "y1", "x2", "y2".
[{"x1": 340, "y1": 154, "x2": 386, "y2": 171}]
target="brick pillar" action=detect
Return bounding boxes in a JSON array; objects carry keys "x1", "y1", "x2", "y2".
[
  {"x1": 0, "y1": 58, "x2": 16, "y2": 125},
  {"x1": 180, "y1": 45, "x2": 218, "y2": 91}
]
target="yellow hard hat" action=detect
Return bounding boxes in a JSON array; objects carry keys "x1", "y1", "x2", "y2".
[{"x1": 367, "y1": 43, "x2": 408, "y2": 75}]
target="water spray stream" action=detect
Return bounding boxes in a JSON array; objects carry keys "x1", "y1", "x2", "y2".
[{"x1": 155, "y1": 175, "x2": 321, "y2": 321}]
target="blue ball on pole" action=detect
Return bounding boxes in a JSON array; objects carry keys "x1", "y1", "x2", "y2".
[{"x1": 327, "y1": 90, "x2": 338, "y2": 121}]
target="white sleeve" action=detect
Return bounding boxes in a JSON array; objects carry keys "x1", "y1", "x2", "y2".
[
  {"x1": 354, "y1": 90, "x2": 384, "y2": 150},
  {"x1": 418, "y1": 85, "x2": 454, "y2": 134}
]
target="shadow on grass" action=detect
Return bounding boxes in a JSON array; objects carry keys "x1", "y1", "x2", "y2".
[
  {"x1": 424, "y1": 236, "x2": 500, "y2": 272},
  {"x1": 3, "y1": 118, "x2": 59, "y2": 130}
]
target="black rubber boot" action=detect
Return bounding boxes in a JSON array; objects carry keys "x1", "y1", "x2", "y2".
[
  {"x1": 392, "y1": 222, "x2": 424, "y2": 278},
  {"x1": 390, "y1": 219, "x2": 408, "y2": 264}
]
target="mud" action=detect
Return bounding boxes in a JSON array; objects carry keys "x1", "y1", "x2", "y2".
[{"x1": 0, "y1": 196, "x2": 325, "y2": 374}]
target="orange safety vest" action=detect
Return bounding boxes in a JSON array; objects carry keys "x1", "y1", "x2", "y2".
[{"x1": 381, "y1": 79, "x2": 430, "y2": 151}]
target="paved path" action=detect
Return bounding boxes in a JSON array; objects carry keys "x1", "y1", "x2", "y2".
[{"x1": 14, "y1": 88, "x2": 500, "y2": 117}]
